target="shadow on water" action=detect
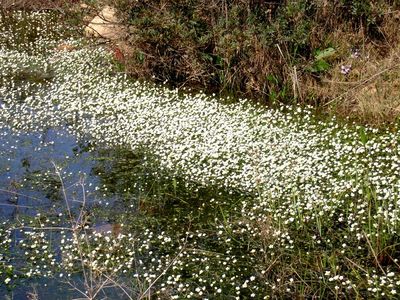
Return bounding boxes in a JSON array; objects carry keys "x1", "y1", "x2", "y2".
[{"x1": 0, "y1": 127, "x2": 98, "y2": 219}]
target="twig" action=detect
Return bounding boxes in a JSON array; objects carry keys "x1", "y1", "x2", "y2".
[
  {"x1": 0, "y1": 188, "x2": 45, "y2": 201},
  {"x1": 15, "y1": 226, "x2": 73, "y2": 231},
  {"x1": 0, "y1": 203, "x2": 34, "y2": 208},
  {"x1": 139, "y1": 242, "x2": 187, "y2": 299},
  {"x1": 323, "y1": 63, "x2": 400, "y2": 107},
  {"x1": 102, "y1": 274, "x2": 134, "y2": 300},
  {"x1": 344, "y1": 257, "x2": 367, "y2": 273},
  {"x1": 363, "y1": 231, "x2": 385, "y2": 274},
  {"x1": 52, "y1": 162, "x2": 74, "y2": 225}
]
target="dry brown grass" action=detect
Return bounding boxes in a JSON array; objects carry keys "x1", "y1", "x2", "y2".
[{"x1": 304, "y1": 34, "x2": 400, "y2": 125}]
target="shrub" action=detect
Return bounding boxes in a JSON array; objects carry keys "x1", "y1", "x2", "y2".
[{"x1": 110, "y1": 0, "x2": 400, "y2": 124}]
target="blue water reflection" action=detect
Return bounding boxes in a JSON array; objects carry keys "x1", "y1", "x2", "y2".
[{"x1": 0, "y1": 126, "x2": 99, "y2": 218}]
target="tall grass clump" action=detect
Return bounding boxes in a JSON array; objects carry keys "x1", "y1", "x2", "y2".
[{"x1": 1, "y1": 9, "x2": 400, "y2": 298}]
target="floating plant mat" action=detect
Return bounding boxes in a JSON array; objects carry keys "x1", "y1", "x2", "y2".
[{"x1": 1, "y1": 8, "x2": 400, "y2": 300}]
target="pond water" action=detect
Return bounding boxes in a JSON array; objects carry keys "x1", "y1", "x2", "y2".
[
  {"x1": 0, "y1": 127, "x2": 131, "y2": 299},
  {"x1": 0, "y1": 127, "x2": 95, "y2": 217},
  {"x1": 0, "y1": 124, "x2": 150, "y2": 300}
]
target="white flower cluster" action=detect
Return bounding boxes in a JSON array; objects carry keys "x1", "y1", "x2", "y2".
[
  {"x1": 0, "y1": 223, "x2": 13, "y2": 285},
  {"x1": 1, "y1": 10, "x2": 400, "y2": 298},
  {"x1": 2, "y1": 36, "x2": 399, "y2": 230}
]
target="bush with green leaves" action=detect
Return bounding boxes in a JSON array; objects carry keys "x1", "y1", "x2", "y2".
[{"x1": 111, "y1": 0, "x2": 399, "y2": 106}]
